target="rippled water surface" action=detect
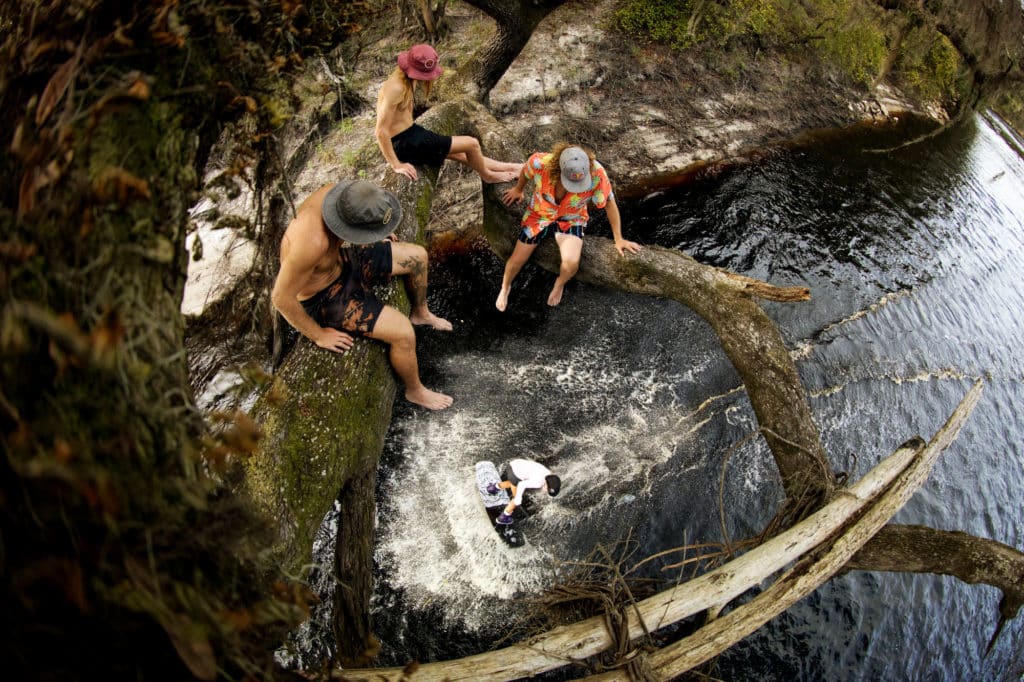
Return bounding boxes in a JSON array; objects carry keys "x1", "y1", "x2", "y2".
[{"x1": 368, "y1": 113, "x2": 1024, "y2": 680}]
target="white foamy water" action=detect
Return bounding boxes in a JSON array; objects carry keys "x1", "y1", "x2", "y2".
[{"x1": 374, "y1": 308, "x2": 728, "y2": 632}]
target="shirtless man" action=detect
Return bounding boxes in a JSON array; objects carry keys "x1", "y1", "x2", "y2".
[
  {"x1": 271, "y1": 179, "x2": 453, "y2": 410},
  {"x1": 375, "y1": 43, "x2": 520, "y2": 183}
]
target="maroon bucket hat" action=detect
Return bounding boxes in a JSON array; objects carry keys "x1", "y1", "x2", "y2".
[{"x1": 398, "y1": 44, "x2": 443, "y2": 81}]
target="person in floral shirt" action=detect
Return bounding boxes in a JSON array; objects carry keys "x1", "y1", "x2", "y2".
[{"x1": 497, "y1": 143, "x2": 641, "y2": 310}]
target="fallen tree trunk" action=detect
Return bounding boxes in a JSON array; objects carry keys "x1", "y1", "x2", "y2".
[
  {"x1": 337, "y1": 384, "x2": 981, "y2": 681},
  {"x1": 591, "y1": 381, "x2": 984, "y2": 681}
]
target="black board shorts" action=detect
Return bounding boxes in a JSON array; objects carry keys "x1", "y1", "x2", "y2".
[
  {"x1": 391, "y1": 123, "x2": 453, "y2": 167},
  {"x1": 272, "y1": 241, "x2": 393, "y2": 369}
]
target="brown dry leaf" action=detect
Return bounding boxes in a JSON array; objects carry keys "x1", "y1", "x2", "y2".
[
  {"x1": 0, "y1": 241, "x2": 38, "y2": 261},
  {"x1": 93, "y1": 167, "x2": 151, "y2": 204},
  {"x1": 112, "y1": 20, "x2": 135, "y2": 47},
  {"x1": 151, "y1": 31, "x2": 186, "y2": 48},
  {"x1": 79, "y1": 206, "x2": 94, "y2": 239},
  {"x1": 36, "y1": 56, "x2": 79, "y2": 126},
  {"x1": 161, "y1": 613, "x2": 217, "y2": 681},
  {"x1": 18, "y1": 168, "x2": 38, "y2": 216},
  {"x1": 23, "y1": 39, "x2": 61, "y2": 67},
  {"x1": 150, "y1": 6, "x2": 189, "y2": 48},
  {"x1": 10, "y1": 121, "x2": 27, "y2": 156},
  {"x1": 53, "y1": 438, "x2": 74, "y2": 463},
  {"x1": 230, "y1": 95, "x2": 257, "y2": 113},
  {"x1": 124, "y1": 78, "x2": 150, "y2": 100},
  {"x1": 219, "y1": 608, "x2": 254, "y2": 632},
  {"x1": 89, "y1": 310, "x2": 124, "y2": 356}
]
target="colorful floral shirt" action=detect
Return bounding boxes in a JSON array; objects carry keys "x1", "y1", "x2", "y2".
[{"x1": 519, "y1": 152, "x2": 614, "y2": 237}]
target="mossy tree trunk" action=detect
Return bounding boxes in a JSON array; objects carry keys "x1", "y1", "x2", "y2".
[
  {"x1": 243, "y1": 172, "x2": 439, "y2": 665},
  {"x1": 1, "y1": 2, "x2": 369, "y2": 679}
]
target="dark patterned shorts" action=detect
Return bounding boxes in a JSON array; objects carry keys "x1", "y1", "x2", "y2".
[
  {"x1": 301, "y1": 240, "x2": 393, "y2": 335},
  {"x1": 517, "y1": 223, "x2": 584, "y2": 244},
  {"x1": 273, "y1": 241, "x2": 393, "y2": 370}
]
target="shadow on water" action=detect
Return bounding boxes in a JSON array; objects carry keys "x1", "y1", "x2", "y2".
[{"x1": 360, "y1": 113, "x2": 1024, "y2": 680}]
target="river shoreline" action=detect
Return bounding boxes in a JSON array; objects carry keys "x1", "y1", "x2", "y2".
[{"x1": 182, "y1": 1, "x2": 952, "y2": 329}]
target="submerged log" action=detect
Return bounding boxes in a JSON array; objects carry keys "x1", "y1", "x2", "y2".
[{"x1": 337, "y1": 382, "x2": 981, "y2": 681}]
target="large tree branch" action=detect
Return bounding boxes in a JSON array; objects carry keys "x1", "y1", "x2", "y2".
[
  {"x1": 448, "y1": 0, "x2": 568, "y2": 101},
  {"x1": 850, "y1": 525, "x2": 1024, "y2": 623}
]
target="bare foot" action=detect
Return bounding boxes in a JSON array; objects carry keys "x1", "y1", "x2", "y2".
[
  {"x1": 547, "y1": 283, "x2": 565, "y2": 307},
  {"x1": 482, "y1": 169, "x2": 519, "y2": 184},
  {"x1": 409, "y1": 310, "x2": 453, "y2": 331},
  {"x1": 495, "y1": 286, "x2": 510, "y2": 312},
  {"x1": 406, "y1": 386, "x2": 453, "y2": 410},
  {"x1": 502, "y1": 162, "x2": 524, "y2": 174}
]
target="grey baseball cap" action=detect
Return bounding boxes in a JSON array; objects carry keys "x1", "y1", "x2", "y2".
[{"x1": 559, "y1": 146, "x2": 592, "y2": 193}]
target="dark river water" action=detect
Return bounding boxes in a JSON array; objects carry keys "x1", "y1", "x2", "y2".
[{"x1": 350, "y1": 112, "x2": 1024, "y2": 680}]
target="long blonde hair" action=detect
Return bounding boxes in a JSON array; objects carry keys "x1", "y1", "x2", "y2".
[
  {"x1": 393, "y1": 67, "x2": 433, "y2": 109},
  {"x1": 545, "y1": 141, "x2": 596, "y2": 180}
]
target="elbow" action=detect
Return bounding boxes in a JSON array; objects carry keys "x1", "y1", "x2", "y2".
[{"x1": 270, "y1": 288, "x2": 287, "y2": 313}]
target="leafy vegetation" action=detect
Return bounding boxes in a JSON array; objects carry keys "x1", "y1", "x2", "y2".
[
  {"x1": 896, "y1": 29, "x2": 965, "y2": 101},
  {"x1": 613, "y1": 0, "x2": 966, "y2": 99}
]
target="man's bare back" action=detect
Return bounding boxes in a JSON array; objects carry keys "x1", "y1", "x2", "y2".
[
  {"x1": 280, "y1": 185, "x2": 340, "y2": 300},
  {"x1": 376, "y1": 72, "x2": 415, "y2": 140}
]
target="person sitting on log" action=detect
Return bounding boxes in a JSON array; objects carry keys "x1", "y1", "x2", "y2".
[
  {"x1": 375, "y1": 43, "x2": 521, "y2": 183},
  {"x1": 496, "y1": 142, "x2": 642, "y2": 310},
  {"x1": 487, "y1": 458, "x2": 561, "y2": 525},
  {"x1": 271, "y1": 179, "x2": 454, "y2": 410}
]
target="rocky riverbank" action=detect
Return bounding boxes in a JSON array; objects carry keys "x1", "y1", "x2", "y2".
[{"x1": 182, "y1": 0, "x2": 949, "y2": 348}]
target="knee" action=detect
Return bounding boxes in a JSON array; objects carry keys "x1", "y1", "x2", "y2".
[
  {"x1": 466, "y1": 137, "x2": 481, "y2": 154},
  {"x1": 561, "y1": 256, "x2": 580, "y2": 273},
  {"x1": 391, "y1": 324, "x2": 416, "y2": 351}
]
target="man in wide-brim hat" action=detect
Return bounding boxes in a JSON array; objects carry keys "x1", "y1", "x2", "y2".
[{"x1": 272, "y1": 179, "x2": 453, "y2": 410}]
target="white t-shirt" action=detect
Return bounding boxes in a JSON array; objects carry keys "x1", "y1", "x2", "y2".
[{"x1": 509, "y1": 458, "x2": 551, "y2": 505}]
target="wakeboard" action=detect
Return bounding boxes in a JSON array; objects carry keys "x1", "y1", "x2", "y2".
[{"x1": 475, "y1": 460, "x2": 525, "y2": 547}]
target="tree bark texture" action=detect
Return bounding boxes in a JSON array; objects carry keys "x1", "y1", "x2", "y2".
[
  {"x1": 848, "y1": 524, "x2": 1024, "y2": 621},
  {"x1": 450, "y1": 0, "x2": 569, "y2": 101}
]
